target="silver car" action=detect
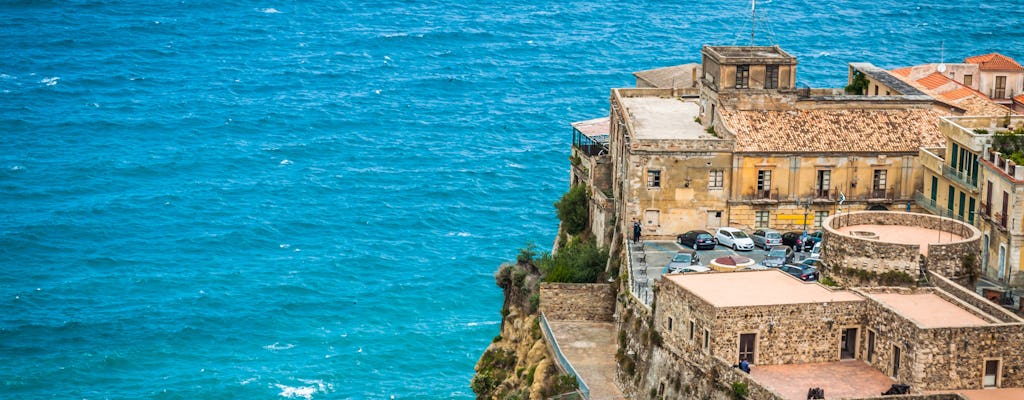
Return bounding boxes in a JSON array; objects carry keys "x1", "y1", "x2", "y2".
[{"x1": 751, "y1": 229, "x2": 783, "y2": 250}]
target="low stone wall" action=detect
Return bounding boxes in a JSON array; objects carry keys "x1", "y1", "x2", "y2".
[
  {"x1": 539, "y1": 283, "x2": 615, "y2": 321},
  {"x1": 823, "y1": 212, "x2": 981, "y2": 286}
]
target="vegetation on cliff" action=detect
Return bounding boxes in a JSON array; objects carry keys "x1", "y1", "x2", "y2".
[{"x1": 472, "y1": 184, "x2": 610, "y2": 399}]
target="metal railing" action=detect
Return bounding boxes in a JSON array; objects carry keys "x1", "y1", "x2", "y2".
[
  {"x1": 626, "y1": 237, "x2": 653, "y2": 308},
  {"x1": 539, "y1": 313, "x2": 591, "y2": 399},
  {"x1": 914, "y1": 191, "x2": 967, "y2": 222},
  {"x1": 941, "y1": 164, "x2": 979, "y2": 190}
]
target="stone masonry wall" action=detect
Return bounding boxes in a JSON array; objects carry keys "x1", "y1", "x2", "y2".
[
  {"x1": 915, "y1": 323, "x2": 1024, "y2": 390},
  {"x1": 539, "y1": 283, "x2": 615, "y2": 322},
  {"x1": 713, "y1": 299, "x2": 866, "y2": 366},
  {"x1": 823, "y1": 212, "x2": 981, "y2": 286}
]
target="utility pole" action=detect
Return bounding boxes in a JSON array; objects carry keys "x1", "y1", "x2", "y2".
[{"x1": 750, "y1": 0, "x2": 756, "y2": 46}]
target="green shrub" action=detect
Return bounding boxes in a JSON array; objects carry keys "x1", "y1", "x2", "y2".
[
  {"x1": 820, "y1": 276, "x2": 838, "y2": 287},
  {"x1": 539, "y1": 238, "x2": 608, "y2": 283},
  {"x1": 555, "y1": 184, "x2": 589, "y2": 235},
  {"x1": 517, "y1": 242, "x2": 538, "y2": 265},
  {"x1": 470, "y1": 372, "x2": 496, "y2": 397},
  {"x1": 494, "y1": 265, "x2": 513, "y2": 289},
  {"x1": 731, "y1": 381, "x2": 749, "y2": 399},
  {"x1": 845, "y1": 70, "x2": 869, "y2": 94},
  {"x1": 528, "y1": 292, "x2": 540, "y2": 314}
]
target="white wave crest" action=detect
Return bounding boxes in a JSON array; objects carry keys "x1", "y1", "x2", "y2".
[
  {"x1": 263, "y1": 342, "x2": 295, "y2": 351},
  {"x1": 275, "y1": 379, "x2": 332, "y2": 400},
  {"x1": 466, "y1": 321, "x2": 500, "y2": 327},
  {"x1": 280, "y1": 159, "x2": 293, "y2": 165},
  {"x1": 41, "y1": 77, "x2": 60, "y2": 86},
  {"x1": 260, "y1": 8, "x2": 281, "y2": 14}
]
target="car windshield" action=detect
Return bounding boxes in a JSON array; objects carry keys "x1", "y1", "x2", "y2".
[
  {"x1": 769, "y1": 249, "x2": 787, "y2": 257},
  {"x1": 697, "y1": 234, "x2": 712, "y2": 240},
  {"x1": 672, "y1": 253, "x2": 692, "y2": 263},
  {"x1": 767, "y1": 232, "x2": 781, "y2": 239},
  {"x1": 732, "y1": 231, "x2": 749, "y2": 239}
]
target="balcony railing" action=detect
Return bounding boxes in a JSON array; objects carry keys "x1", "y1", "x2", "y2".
[
  {"x1": 815, "y1": 188, "x2": 831, "y2": 199},
  {"x1": 941, "y1": 164, "x2": 978, "y2": 190},
  {"x1": 914, "y1": 191, "x2": 966, "y2": 222}
]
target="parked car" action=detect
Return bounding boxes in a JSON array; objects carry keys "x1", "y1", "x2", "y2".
[
  {"x1": 805, "y1": 230, "x2": 824, "y2": 248},
  {"x1": 800, "y1": 258, "x2": 826, "y2": 270},
  {"x1": 808, "y1": 242, "x2": 822, "y2": 260},
  {"x1": 762, "y1": 245, "x2": 795, "y2": 268},
  {"x1": 781, "y1": 231, "x2": 814, "y2": 252},
  {"x1": 716, "y1": 227, "x2": 755, "y2": 251},
  {"x1": 664, "y1": 250, "x2": 701, "y2": 273},
  {"x1": 664, "y1": 265, "x2": 711, "y2": 275},
  {"x1": 750, "y1": 229, "x2": 783, "y2": 250},
  {"x1": 677, "y1": 230, "x2": 718, "y2": 250},
  {"x1": 779, "y1": 263, "x2": 820, "y2": 281}
]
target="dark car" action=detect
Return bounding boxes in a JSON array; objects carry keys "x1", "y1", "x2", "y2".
[
  {"x1": 800, "y1": 258, "x2": 826, "y2": 270},
  {"x1": 762, "y1": 245, "x2": 795, "y2": 268},
  {"x1": 781, "y1": 231, "x2": 815, "y2": 252},
  {"x1": 677, "y1": 230, "x2": 717, "y2": 250},
  {"x1": 779, "y1": 264, "x2": 820, "y2": 281}
]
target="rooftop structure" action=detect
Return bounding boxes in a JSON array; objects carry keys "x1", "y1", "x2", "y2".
[
  {"x1": 632, "y1": 63, "x2": 701, "y2": 89},
  {"x1": 849, "y1": 62, "x2": 928, "y2": 97},
  {"x1": 702, "y1": 45, "x2": 797, "y2": 64},
  {"x1": 666, "y1": 270, "x2": 861, "y2": 307},
  {"x1": 616, "y1": 97, "x2": 705, "y2": 140}
]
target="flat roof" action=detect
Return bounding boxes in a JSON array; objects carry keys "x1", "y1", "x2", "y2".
[
  {"x1": 955, "y1": 388, "x2": 1024, "y2": 400},
  {"x1": 870, "y1": 293, "x2": 991, "y2": 328},
  {"x1": 666, "y1": 270, "x2": 863, "y2": 307},
  {"x1": 703, "y1": 45, "x2": 796, "y2": 64},
  {"x1": 618, "y1": 97, "x2": 706, "y2": 140}
]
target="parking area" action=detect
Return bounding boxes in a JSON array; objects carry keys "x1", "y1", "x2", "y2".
[{"x1": 635, "y1": 240, "x2": 816, "y2": 280}]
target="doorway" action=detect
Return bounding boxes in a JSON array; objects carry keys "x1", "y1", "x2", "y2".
[
  {"x1": 840, "y1": 328, "x2": 858, "y2": 359},
  {"x1": 739, "y1": 333, "x2": 756, "y2": 363},
  {"x1": 706, "y1": 210, "x2": 722, "y2": 229},
  {"x1": 892, "y1": 345, "x2": 901, "y2": 378},
  {"x1": 984, "y1": 360, "x2": 1000, "y2": 388}
]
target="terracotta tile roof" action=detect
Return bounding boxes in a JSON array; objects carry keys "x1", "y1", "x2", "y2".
[
  {"x1": 720, "y1": 108, "x2": 944, "y2": 153},
  {"x1": 890, "y1": 67, "x2": 912, "y2": 77},
  {"x1": 964, "y1": 53, "x2": 1024, "y2": 71},
  {"x1": 888, "y1": 67, "x2": 1013, "y2": 116},
  {"x1": 917, "y1": 72, "x2": 954, "y2": 90},
  {"x1": 1015, "y1": 94, "x2": 1024, "y2": 103}
]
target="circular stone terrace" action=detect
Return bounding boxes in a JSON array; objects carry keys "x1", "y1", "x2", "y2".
[{"x1": 821, "y1": 211, "x2": 981, "y2": 283}]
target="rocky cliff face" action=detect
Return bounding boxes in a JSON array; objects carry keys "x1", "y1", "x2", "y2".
[{"x1": 471, "y1": 262, "x2": 578, "y2": 400}]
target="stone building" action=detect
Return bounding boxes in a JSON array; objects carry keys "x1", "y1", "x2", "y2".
[{"x1": 652, "y1": 270, "x2": 1024, "y2": 397}]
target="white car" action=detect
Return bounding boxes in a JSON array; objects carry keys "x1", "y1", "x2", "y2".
[{"x1": 716, "y1": 227, "x2": 755, "y2": 251}]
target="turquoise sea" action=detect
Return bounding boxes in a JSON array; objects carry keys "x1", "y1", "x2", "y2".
[{"x1": 2, "y1": 0, "x2": 1022, "y2": 398}]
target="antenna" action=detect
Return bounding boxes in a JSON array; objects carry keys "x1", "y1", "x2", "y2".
[
  {"x1": 937, "y1": 41, "x2": 947, "y2": 73},
  {"x1": 751, "y1": 0, "x2": 756, "y2": 46}
]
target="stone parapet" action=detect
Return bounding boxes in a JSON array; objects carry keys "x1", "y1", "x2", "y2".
[
  {"x1": 539, "y1": 283, "x2": 615, "y2": 322},
  {"x1": 928, "y1": 271, "x2": 1024, "y2": 323}
]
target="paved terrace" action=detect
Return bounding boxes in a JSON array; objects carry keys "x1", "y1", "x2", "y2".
[
  {"x1": 751, "y1": 360, "x2": 896, "y2": 400},
  {"x1": 618, "y1": 97, "x2": 705, "y2": 140},
  {"x1": 546, "y1": 321, "x2": 625, "y2": 400}
]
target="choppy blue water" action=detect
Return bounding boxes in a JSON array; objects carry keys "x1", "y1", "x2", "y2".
[{"x1": 1, "y1": 0, "x2": 1022, "y2": 398}]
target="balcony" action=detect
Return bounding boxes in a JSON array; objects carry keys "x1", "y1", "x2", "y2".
[
  {"x1": 914, "y1": 191, "x2": 966, "y2": 222},
  {"x1": 941, "y1": 164, "x2": 979, "y2": 191},
  {"x1": 919, "y1": 147, "x2": 944, "y2": 176},
  {"x1": 985, "y1": 148, "x2": 1024, "y2": 182}
]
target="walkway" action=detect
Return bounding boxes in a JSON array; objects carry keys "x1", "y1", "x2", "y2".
[{"x1": 547, "y1": 320, "x2": 626, "y2": 400}]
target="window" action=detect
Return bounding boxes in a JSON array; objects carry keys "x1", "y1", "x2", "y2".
[
  {"x1": 814, "y1": 211, "x2": 828, "y2": 228},
  {"x1": 995, "y1": 76, "x2": 1007, "y2": 98},
  {"x1": 867, "y1": 330, "x2": 876, "y2": 362},
  {"x1": 764, "y1": 65, "x2": 779, "y2": 89},
  {"x1": 667, "y1": 317, "x2": 673, "y2": 332},
  {"x1": 874, "y1": 85, "x2": 879, "y2": 95},
  {"x1": 647, "y1": 170, "x2": 661, "y2": 188},
  {"x1": 963, "y1": 74, "x2": 973, "y2": 86},
  {"x1": 704, "y1": 329, "x2": 711, "y2": 351},
  {"x1": 755, "y1": 211, "x2": 769, "y2": 228},
  {"x1": 735, "y1": 65, "x2": 750, "y2": 89},
  {"x1": 892, "y1": 345, "x2": 901, "y2": 378},
  {"x1": 689, "y1": 320, "x2": 695, "y2": 342},
  {"x1": 947, "y1": 186, "x2": 955, "y2": 213},
  {"x1": 757, "y1": 169, "x2": 772, "y2": 197},
  {"x1": 872, "y1": 169, "x2": 887, "y2": 198},
  {"x1": 931, "y1": 176, "x2": 938, "y2": 202},
  {"x1": 816, "y1": 170, "x2": 831, "y2": 197},
  {"x1": 709, "y1": 170, "x2": 724, "y2": 189},
  {"x1": 968, "y1": 197, "x2": 976, "y2": 224}
]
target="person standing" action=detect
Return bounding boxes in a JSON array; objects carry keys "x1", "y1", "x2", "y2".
[{"x1": 633, "y1": 220, "x2": 642, "y2": 244}]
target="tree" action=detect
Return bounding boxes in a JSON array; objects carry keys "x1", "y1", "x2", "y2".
[{"x1": 554, "y1": 184, "x2": 588, "y2": 235}]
